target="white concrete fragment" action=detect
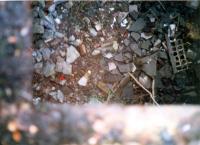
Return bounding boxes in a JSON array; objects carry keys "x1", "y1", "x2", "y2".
[
  {"x1": 108, "y1": 62, "x2": 117, "y2": 71},
  {"x1": 66, "y1": 45, "x2": 80, "y2": 63}
]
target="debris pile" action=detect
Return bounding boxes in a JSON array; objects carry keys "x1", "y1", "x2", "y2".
[{"x1": 32, "y1": 1, "x2": 199, "y2": 104}]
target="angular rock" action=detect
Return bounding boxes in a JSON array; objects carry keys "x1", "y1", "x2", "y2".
[
  {"x1": 130, "y1": 43, "x2": 142, "y2": 56},
  {"x1": 43, "y1": 61, "x2": 55, "y2": 77},
  {"x1": 141, "y1": 54, "x2": 157, "y2": 77},
  {"x1": 129, "y1": 18, "x2": 146, "y2": 32},
  {"x1": 33, "y1": 24, "x2": 44, "y2": 34},
  {"x1": 141, "y1": 40, "x2": 151, "y2": 50},
  {"x1": 114, "y1": 53, "x2": 124, "y2": 62},
  {"x1": 56, "y1": 60, "x2": 72, "y2": 75},
  {"x1": 49, "y1": 90, "x2": 64, "y2": 103},
  {"x1": 43, "y1": 29, "x2": 54, "y2": 42},
  {"x1": 88, "y1": 97, "x2": 102, "y2": 104},
  {"x1": 34, "y1": 62, "x2": 43, "y2": 74},
  {"x1": 40, "y1": 48, "x2": 51, "y2": 60},
  {"x1": 108, "y1": 62, "x2": 117, "y2": 71},
  {"x1": 139, "y1": 72, "x2": 152, "y2": 89},
  {"x1": 131, "y1": 32, "x2": 140, "y2": 41},
  {"x1": 117, "y1": 63, "x2": 135, "y2": 73},
  {"x1": 33, "y1": 51, "x2": 43, "y2": 62},
  {"x1": 95, "y1": 23, "x2": 102, "y2": 31},
  {"x1": 123, "y1": 38, "x2": 130, "y2": 46},
  {"x1": 66, "y1": 45, "x2": 80, "y2": 63},
  {"x1": 89, "y1": 28, "x2": 97, "y2": 37}
]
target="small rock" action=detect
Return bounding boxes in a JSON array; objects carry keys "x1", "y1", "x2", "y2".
[
  {"x1": 141, "y1": 54, "x2": 157, "y2": 77},
  {"x1": 95, "y1": 23, "x2": 102, "y2": 31},
  {"x1": 108, "y1": 62, "x2": 117, "y2": 71},
  {"x1": 88, "y1": 97, "x2": 102, "y2": 104},
  {"x1": 49, "y1": 90, "x2": 64, "y2": 103},
  {"x1": 117, "y1": 12, "x2": 128, "y2": 24},
  {"x1": 130, "y1": 43, "x2": 142, "y2": 56},
  {"x1": 141, "y1": 32, "x2": 153, "y2": 39},
  {"x1": 40, "y1": 48, "x2": 51, "y2": 60},
  {"x1": 33, "y1": 51, "x2": 43, "y2": 62},
  {"x1": 55, "y1": 18, "x2": 61, "y2": 24},
  {"x1": 91, "y1": 49, "x2": 101, "y2": 56},
  {"x1": 43, "y1": 30, "x2": 54, "y2": 42},
  {"x1": 48, "y1": 4, "x2": 56, "y2": 12},
  {"x1": 43, "y1": 61, "x2": 55, "y2": 77},
  {"x1": 89, "y1": 28, "x2": 97, "y2": 37},
  {"x1": 114, "y1": 53, "x2": 124, "y2": 62},
  {"x1": 59, "y1": 49, "x2": 66, "y2": 57},
  {"x1": 104, "y1": 53, "x2": 113, "y2": 59},
  {"x1": 139, "y1": 72, "x2": 151, "y2": 89},
  {"x1": 129, "y1": 18, "x2": 146, "y2": 32},
  {"x1": 113, "y1": 41, "x2": 118, "y2": 51},
  {"x1": 69, "y1": 35, "x2": 75, "y2": 42},
  {"x1": 59, "y1": 80, "x2": 66, "y2": 86},
  {"x1": 131, "y1": 32, "x2": 140, "y2": 41},
  {"x1": 55, "y1": 32, "x2": 64, "y2": 38},
  {"x1": 33, "y1": 24, "x2": 44, "y2": 34},
  {"x1": 117, "y1": 63, "x2": 135, "y2": 73},
  {"x1": 124, "y1": 52, "x2": 133, "y2": 62},
  {"x1": 34, "y1": 62, "x2": 43, "y2": 74},
  {"x1": 56, "y1": 60, "x2": 72, "y2": 75},
  {"x1": 129, "y1": 5, "x2": 138, "y2": 12},
  {"x1": 141, "y1": 40, "x2": 151, "y2": 50},
  {"x1": 66, "y1": 45, "x2": 80, "y2": 63},
  {"x1": 78, "y1": 70, "x2": 91, "y2": 86},
  {"x1": 154, "y1": 39, "x2": 161, "y2": 47},
  {"x1": 123, "y1": 38, "x2": 130, "y2": 46}
]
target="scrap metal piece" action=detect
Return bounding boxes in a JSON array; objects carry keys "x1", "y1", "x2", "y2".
[{"x1": 165, "y1": 35, "x2": 191, "y2": 73}]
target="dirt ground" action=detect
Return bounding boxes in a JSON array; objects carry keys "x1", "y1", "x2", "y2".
[{"x1": 32, "y1": 1, "x2": 200, "y2": 105}]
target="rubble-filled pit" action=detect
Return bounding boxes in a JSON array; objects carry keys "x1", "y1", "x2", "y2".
[{"x1": 32, "y1": 1, "x2": 200, "y2": 105}]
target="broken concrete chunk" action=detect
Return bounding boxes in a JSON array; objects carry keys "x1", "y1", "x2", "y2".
[
  {"x1": 78, "y1": 70, "x2": 91, "y2": 86},
  {"x1": 131, "y1": 32, "x2": 140, "y2": 41},
  {"x1": 89, "y1": 28, "x2": 97, "y2": 37},
  {"x1": 43, "y1": 61, "x2": 55, "y2": 77},
  {"x1": 103, "y1": 53, "x2": 113, "y2": 59},
  {"x1": 66, "y1": 45, "x2": 80, "y2": 63},
  {"x1": 129, "y1": 18, "x2": 146, "y2": 32},
  {"x1": 108, "y1": 62, "x2": 117, "y2": 71},
  {"x1": 130, "y1": 43, "x2": 142, "y2": 56}
]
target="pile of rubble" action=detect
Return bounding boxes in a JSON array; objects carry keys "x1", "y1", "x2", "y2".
[{"x1": 32, "y1": 1, "x2": 199, "y2": 104}]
